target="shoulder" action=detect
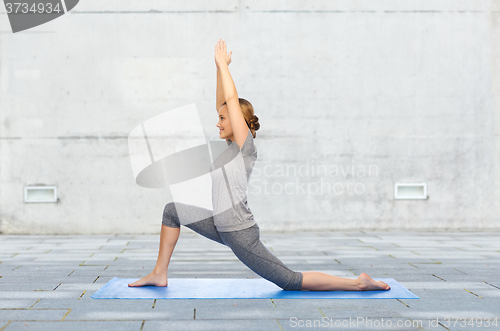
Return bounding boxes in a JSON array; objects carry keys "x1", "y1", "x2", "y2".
[
  {"x1": 239, "y1": 128, "x2": 257, "y2": 157},
  {"x1": 227, "y1": 129, "x2": 257, "y2": 156}
]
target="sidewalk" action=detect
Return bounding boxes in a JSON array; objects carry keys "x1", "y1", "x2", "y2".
[{"x1": 0, "y1": 230, "x2": 499, "y2": 330}]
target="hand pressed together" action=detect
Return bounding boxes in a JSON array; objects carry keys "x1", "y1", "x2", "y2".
[{"x1": 215, "y1": 38, "x2": 232, "y2": 68}]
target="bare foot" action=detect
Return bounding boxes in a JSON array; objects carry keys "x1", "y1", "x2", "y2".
[
  {"x1": 357, "y1": 273, "x2": 391, "y2": 291},
  {"x1": 128, "y1": 272, "x2": 168, "y2": 287}
]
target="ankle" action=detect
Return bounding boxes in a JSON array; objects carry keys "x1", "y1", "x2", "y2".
[
  {"x1": 152, "y1": 268, "x2": 168, "y2": 275},
  {"x1": 355, "y1": 277, "x2": 366, "y2": 290}
]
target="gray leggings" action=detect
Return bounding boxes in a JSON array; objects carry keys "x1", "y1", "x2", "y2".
[{"x1": 162, "y1": 202, "x2": 303, "y2": 291}]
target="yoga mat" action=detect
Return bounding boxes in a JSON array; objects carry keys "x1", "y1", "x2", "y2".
[{"x1": 91, "y1": 277, "x2": 419, "y2": 299}]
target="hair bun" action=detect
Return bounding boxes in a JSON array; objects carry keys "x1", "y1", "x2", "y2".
[{"x1": 249, "y1": 115, "x2": 260, "y2": 131}]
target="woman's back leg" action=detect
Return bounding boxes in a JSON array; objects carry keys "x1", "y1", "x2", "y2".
[{"x1": 219, "y1": 225, "x2": 303, "y2": 291}]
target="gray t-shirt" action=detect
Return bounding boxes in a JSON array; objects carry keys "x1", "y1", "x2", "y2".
[{"x1": 209, "y1": 128, "x2": 257, "y2": 232}]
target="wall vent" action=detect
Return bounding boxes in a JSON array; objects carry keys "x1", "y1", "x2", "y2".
[
  {"x1": 394, "y1": 183, "x2": 427, "y2": 200},
  {"x1": 24, "y1": 186, "x2": 58, "y2": 203}
]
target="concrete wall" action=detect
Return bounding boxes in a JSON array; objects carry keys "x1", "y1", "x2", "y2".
[{"x1": 0, "y1": 0, "x2": 499, "y2": 234}]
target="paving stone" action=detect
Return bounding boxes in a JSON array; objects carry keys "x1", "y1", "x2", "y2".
[
  {"x1": 32, "y1": 298, "x2": 155, "y2": 309},
  {"x1": 63, "y1": 306, "x2": 193, "y2": 321},
  {"x1": 0, "y1": 283, "x2": 61, "y2": 291},
  {"x1": 319, "y1": 307, "x2": 404, "y2": 319},
  {"x1": 194, "y1": 302, "x2": 322, "y2": 320},
  {"x1": 0, "y1": 290, "x2": 84, "y2": 300},
  {"x1": 395, "y1": 281, "x2": 495, "y2": 292},
  {"x1": 0, "y1": 309, "x2": 69, "y2": 321},
  {"x1": 385, "y1": 297, "x2": 500, "y2": 316},
  {"x1": 4, "y1": 321, "x2": 142, "y2": 331},
  {"x1": 143, "y1": 319, "x2": 281, "y2": 331},
  {"x1": 0, "y1": 299, "x2": 38, "y2": 309},
  {"x1": 54, "y1": 283, "x2": 104, "y2": 292},
  {"x1": 408, "y1": 288, "x2": 481, "y2": 300}
]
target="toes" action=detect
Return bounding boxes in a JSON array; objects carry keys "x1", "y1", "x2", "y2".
[{"x1": 377, "y1": 281, "x2": 390, "y2": 289}]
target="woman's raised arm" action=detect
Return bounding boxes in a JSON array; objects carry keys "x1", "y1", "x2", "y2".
[
  {"x1": 215, "y1": 39, "x2": 232, "y2": 112},
  {"x1": 215, "y1": 39, "x2": 248, "y2": 149}
]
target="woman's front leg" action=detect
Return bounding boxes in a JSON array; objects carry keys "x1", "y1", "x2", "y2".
[{"x1": 128, "y1": 225, "x2": 180, "y2": 287}]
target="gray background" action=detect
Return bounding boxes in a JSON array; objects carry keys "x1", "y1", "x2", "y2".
[{"x1": 0, "y1": 0, "x2": 499, "y2": 234}]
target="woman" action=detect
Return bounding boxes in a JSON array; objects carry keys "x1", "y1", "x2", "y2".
[{"x1": 128, "y1": 39, "x2": 390, "y2": 292}]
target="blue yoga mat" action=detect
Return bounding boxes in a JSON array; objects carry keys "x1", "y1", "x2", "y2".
[{"x1": 91, "y1": 277, "x2": 419, "y2": 299}]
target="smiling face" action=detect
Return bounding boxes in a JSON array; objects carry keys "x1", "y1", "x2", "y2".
[{"x1": 216, "y1": 105, "x2": 234, "y2": 141}]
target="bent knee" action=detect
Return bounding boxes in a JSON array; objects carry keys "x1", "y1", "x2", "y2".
[
  {"x1": 282, "y1": 271, "x2": 303, "y2": 291},
  {"x1": 162, "y1": 202, "x2": 180, "y2": 228},
  {"x1": 163, "y1": 202, "x2": 176, "y2": 215}
]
